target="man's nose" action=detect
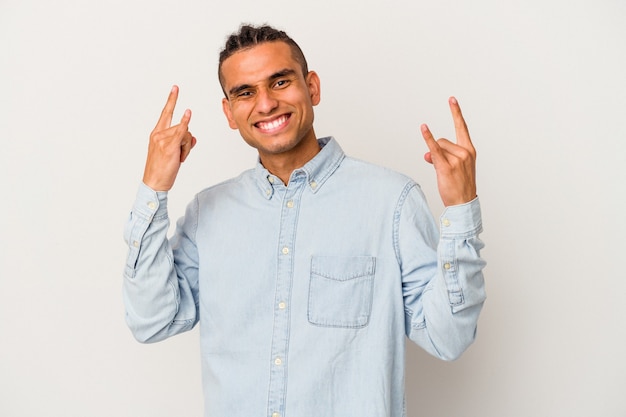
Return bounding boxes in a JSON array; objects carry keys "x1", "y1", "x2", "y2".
[{"x1": 255, "y1": 88, "x2": 279, "y2": 114}]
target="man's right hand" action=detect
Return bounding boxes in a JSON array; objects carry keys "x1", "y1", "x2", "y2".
[{"x1": 142, "y1": 85, "x2": 197, "y2": 191}]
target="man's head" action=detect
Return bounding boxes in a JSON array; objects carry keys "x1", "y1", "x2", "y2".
[
  {"x1": 218, "y1": 25, "x2": 321, "y2": 176},
  {"x1": 218, "y1": 24, "x2": 309, "y2": 95}
]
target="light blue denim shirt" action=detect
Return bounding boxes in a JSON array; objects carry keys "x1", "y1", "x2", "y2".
[{"x1": 123, "y1": 137, "x2": 486, "y2": 417}]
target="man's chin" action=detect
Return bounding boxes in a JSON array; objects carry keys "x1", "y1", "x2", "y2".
[{"x1": 244, "y1": 136, "x2": 299, "y2": 155}]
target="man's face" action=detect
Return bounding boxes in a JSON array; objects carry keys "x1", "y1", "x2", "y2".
[{"x1": 221, "y1": 41, "x2": 321, "y2": 161}]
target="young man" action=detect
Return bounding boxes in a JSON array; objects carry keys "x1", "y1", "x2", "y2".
[{"x1": 123, "y1": 24, "x2": 486, "y2": 417}]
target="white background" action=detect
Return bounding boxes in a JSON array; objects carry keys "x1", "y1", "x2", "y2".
[{"x1": 1, "y1": 0, "x2": 625, "y2": 416}]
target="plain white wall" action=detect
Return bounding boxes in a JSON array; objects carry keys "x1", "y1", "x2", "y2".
[{"x1": 1, "y1": 0, "x2": 625, "y2": 416}]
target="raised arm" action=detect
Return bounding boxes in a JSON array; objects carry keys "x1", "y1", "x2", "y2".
[
  {"x1": 399, "y1": 98, "x2": 485, "y2": 360},
  {"x1": 123, "y1": 86, "x2": 200, "y2": 343}
]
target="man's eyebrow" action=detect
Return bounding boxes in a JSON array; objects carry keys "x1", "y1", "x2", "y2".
[
  {"x1": 269, "y1": 68, "x2": 297, "y2": 80},
  {"x1": 228, "y1": 69, "x2": 297, "y2": 97},
  {"x1": 228, "y1": 83, "x2": 253, "y2": 97}
]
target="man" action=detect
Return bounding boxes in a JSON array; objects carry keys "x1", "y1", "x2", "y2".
[{"x1": 123, "y1": 24, "x2": 486, "y2": 417}]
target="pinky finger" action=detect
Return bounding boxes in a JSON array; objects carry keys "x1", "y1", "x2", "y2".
[
  {"x1": 180, "y1": 135, "x2": 196, "y2": 162},
  {"x1": 421, "y1": 124, "x2": 437, "y2": 148},
  {"x1": 421, "y1": 124, "x2": 443, "y2": 162}
]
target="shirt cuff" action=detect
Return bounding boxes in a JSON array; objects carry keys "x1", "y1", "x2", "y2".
[
  {"x1": 439, "y1": 197, "x2": 482, "y2": 238},
  {"x1": 132, "y1": 182, "x2": 169, "y2": 221}
]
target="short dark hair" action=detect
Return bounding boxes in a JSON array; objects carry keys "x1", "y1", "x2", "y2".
[{"x1": 218, "y1": 24, "x2": 309, "y2": 95}]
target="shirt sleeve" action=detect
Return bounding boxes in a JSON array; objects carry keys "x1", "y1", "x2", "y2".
[
  {"x1": 122, "y1": 183, "x2": 200, "y2": 343},
  {"x1": 396, "y1": 183, "x2": 486, "y2": 360}
]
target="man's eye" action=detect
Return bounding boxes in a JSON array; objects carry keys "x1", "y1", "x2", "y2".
[
  {"x1": 275, "y1": 79, "x2": 289, "y2": 88},
  {"x1": 237, "y1": 91, "x2": 252, "y2": 97}
]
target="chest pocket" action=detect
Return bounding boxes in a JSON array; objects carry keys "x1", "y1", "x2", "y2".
[{"x1": 308, "y1": 256, "x2": 376, "y2": 328}]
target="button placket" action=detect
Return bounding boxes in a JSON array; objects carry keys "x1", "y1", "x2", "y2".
[{"x1": 266, "y1": 178, "x2": 305, "y2": 416}]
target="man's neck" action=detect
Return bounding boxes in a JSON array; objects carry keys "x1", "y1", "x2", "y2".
[{"x1": 260, "y1": 137, "x2": 321, "y2": 185}]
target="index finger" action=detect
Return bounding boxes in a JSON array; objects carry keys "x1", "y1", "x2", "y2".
[
  {"x1": 449, "y1": 96, "x2": 473, "y2": 149},
  {"x1": 155, "y1": 85, "x2": 179, "y2": 131}
]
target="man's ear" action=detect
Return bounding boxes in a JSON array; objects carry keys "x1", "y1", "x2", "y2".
[
  {"x1": 222, "y1": 98, "x2": 238, "y2": 129},
  {"x1": 306, "y1": 71, "x2": 321, "y2": 106}
]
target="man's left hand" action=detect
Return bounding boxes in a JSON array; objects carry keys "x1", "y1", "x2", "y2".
[{"x1": 421, "y1": 97, "x2": 477, "y2": 207}]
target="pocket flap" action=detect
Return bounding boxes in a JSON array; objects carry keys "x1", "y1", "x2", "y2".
[{"x1": 311, "y1": 256, "x2": 376, "y2": 281}]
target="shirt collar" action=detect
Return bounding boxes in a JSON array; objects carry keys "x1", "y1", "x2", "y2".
[{"x1": 254, "y1": 137, "x2": 345, "y2": 199}]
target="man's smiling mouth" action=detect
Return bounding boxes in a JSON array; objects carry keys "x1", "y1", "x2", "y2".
[{"x1": 255, "y1": 114, "x2": 290, "y2": 133}]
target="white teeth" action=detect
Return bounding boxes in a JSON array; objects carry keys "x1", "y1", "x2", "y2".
[{"x1": 258, "y1": 115, "x2": 287, "y2": 131}]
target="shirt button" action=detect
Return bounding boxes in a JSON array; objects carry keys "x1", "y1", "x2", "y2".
[
  {"x1": 274, "y1": 357, "x2": 283, "y2": 366},
  {"x1": 282, "y1": 247, "x2": 289, "y2": 255},
  {"x1": 310, "y1": 181, "x2": 317, "y2": 189},
  {"x1": 133, "y1": 241, "x2": 139, "y2": 248},
  {"x1": 147, "y1": 201, "x2": 156, "y2": 210},
  {"x1": 444, "y1": 262, "x2": 451, "y2": 270},
  {"x1": 442, "y1": 218, "x2": 451, "y2": 227},
  {"x1": 268, "y1": 177, "x2": 275, "y2": 183},
  {"x1": 278, "y1": 301, "x2": 287, "y2": 310},
  {"x1": 272, "y1": 413, "x2": 280, "y2": 417},
  {"x1": 286, "y1": 200, "x2": 294, "y2": 208},
  {"x1": 266, "y1": 189, "x2": 271, "y2": 196}
]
